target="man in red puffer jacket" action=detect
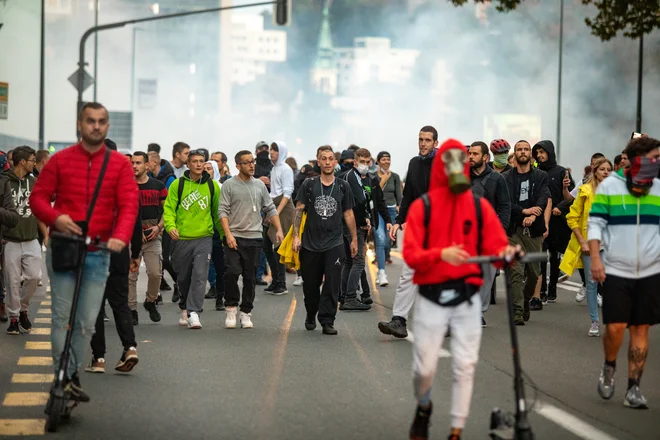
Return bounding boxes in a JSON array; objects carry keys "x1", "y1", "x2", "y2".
[
  {"x1": 403, "y1": 139, "x2": 519, "y2": 440},
  {"x1": 30, "y1": 102, "x2": 138, "y2": 402}
]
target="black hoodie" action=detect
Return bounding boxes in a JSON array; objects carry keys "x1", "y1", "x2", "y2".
[
  {"x1": 396, "y1": 155, "x2": 434, "y2": 225},
  {"x1": 155, "y1": 159, "x2": 176, "y2": 188},
  {"x1": 532, "y1": 140, "x2": 575, "y2": 251}
]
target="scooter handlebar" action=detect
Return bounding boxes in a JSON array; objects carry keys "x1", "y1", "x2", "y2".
[
  {"x1": 465, "y1": 252, "x2": 547, "y2": 265},
  {"x1": 50, "y1": 232, "x2": 113, "y2": 252}
]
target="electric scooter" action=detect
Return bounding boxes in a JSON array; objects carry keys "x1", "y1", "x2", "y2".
[
  {"x1": 44, "y1": 231, "x2": 112, "y2": 433},
  {"x1": 466, "y1": 251, "x2": 548, "y2": 440}
]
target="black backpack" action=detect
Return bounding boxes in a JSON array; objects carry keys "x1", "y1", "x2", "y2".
[{"x1": 174, "y1": 176, "x2": 219, "y2": 229}]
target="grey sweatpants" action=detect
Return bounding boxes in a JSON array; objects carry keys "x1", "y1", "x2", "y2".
[
  {"x1": 479, "y1": 264, "x2": 497, "y2": 314},
  {"x1": 171, "y1": 237, "x2": 212, "y2": 314},
  {"x1": 4, "y1": 240, "x2": 42, "y2": 317}
]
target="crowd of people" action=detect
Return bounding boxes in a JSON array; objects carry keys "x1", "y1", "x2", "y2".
[{"x1": 0, "y1": 101, "x2": 656, "y2": 440}]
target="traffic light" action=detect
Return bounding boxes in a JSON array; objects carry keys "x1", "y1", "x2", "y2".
[{"x1": 273, "y1": 0, "x2": 291, "y2": 26}]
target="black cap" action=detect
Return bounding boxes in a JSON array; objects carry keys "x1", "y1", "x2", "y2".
[
  {"x1": 340, "y1": 150, "x2": 354, "y2": 162},
  {"x1": 377, "y1": 151, "x2": 390, "y2": 162}
]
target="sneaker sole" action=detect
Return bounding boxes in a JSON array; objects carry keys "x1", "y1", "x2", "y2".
[
  {"x1": 379, "y1": 281, "x2": 389, "y2": 287},
  {"x1": 588, "y1": 332, "x2": 600, "y2": 337},
  {"x1": 241, "y1": 324, "x2": 253, "y2": 329},
  {"x1": 623, "y1": 400, "x2": 648, "y2": 409},
  {"x1": 188, "y1": 323, "x2": 202, "y2": 329},
  {"x1": 377, "y1": 322, "x2": 407, "y2": 338},
  {"x1": 225, "y1": 322, "x2": 237, "y2": 329},
  {"x1": 273, "y1": 291, "x2": 288, "y2": 296},
  {"x1": 19, "y1": 325, "x2": 31, "y2": 334},
  {"x1": 115, "y1": 357, "x2": 139, "y2": 373},
  {"x1": 84, "y1": 367, "x2": 105, "y2": 374},
  {"x1": 6, "y1": 330, "x2": 20, "y2": 335}
]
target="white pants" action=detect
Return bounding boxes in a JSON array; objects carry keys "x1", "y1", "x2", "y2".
[
  {"x1": 4, "y1": 240, "x2": 42, "y2": 317},
  {"x1": 479, "y1": 264, "x2": 497, "y2": 314},
  {"x1": 412, "y1": 293, "x2": 482, "y2": 429},
  {"x1": 392, "y1": 262, "x2": 417, "y2": 320}
]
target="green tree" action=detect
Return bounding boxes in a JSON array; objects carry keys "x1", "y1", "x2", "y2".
[{"x1": 449, "y1": 0, "x2": 660, "y2": 40}]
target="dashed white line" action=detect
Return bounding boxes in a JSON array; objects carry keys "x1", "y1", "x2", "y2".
[{"x1": 535, "y1": 401, "x2": 620, "y2": 440}]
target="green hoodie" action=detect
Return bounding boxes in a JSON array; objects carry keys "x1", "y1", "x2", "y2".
[
  {"x1": 2, "y1": 170, "x2": 38, "y2": 242},
  {"x1": 163, "y1": 171, "x2": 223, "y2": 240}
]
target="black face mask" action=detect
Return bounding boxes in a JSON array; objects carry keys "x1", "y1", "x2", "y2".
[
  {"x1": 256, "y1": 150, "x2": 270, "y2": 165},
  {"x1": 341, "y1": 163, "x2": 354, "y2": 171}
]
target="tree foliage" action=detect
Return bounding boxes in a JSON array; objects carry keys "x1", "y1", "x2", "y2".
[{"x1": 449, "y1": 0, "x2": 660, "y2": 40}]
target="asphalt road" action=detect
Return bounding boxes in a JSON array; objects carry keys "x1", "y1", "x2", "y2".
[{"x1": 1, "y1": 252, "x2": 658, "y2": 440}]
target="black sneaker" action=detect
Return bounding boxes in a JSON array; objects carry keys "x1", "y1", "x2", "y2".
[
  {"x1": 215, "y1": 298, "x2": 226, "y2": 311},
  {"x1": 171, "y1": 285, "x2": 180, "y2": 303},
  {"x1": 322, "y1": 324, "x2": 338, "y2": 335},
  {"x1": 256, "y1": 278, "x2": 268, "y2": 286},
  {"x1": 272, "y1": 286, "x2": 288, "y2": 296},
  {"x1": 6, "y1": 318, "x2": 20, "y2": 335},
  {"x1": 361, "y1": 295, "x2": 373, "y2": 305},
  {"x1": 67, "y1": 374, "x2": 90, "y2": 402},
  {"x1": 131, "y1": 310, "x2": 139, "y2": 326},
  {"x1": 19, "y1": 311, "x2": 32, "y2": 333},
  {"x1": 409, "y1": 402, "x2": 433, "y2": 440},
  {"x1": 340, "y1": 299, "x2": 371, "y2": 311},
  {"x1": 529, "y1": 298, "x2": 543, "y2": 311},
  {"x1": 515, "y1": 316, "x2": 525, "y2": 326},
  {"x1": 160, "y1": 278, "x2": 172, "y2": 291},
  {"x1": 547, "y1": 293, "x2": 557, "y2": 303},
  {"x1": 205, "y1": 286, "x2": 217, "y2": 299},
  {"x1": 305, "y1": 313, "x2": 317, "y2": 330},
  {"x1": 481, "y1": 316, "x2": 487, "y2": 328},
  {"x1": 378, "y1": 317, "x2": 408, "y2": 338},
  {"x1": 102, "y1": 308, "x2": 110, "y2": 322},
  {"x1": 143, "y1": 301, "x2": 161, "y2": 323},
  {"x1": 264, "y1": 283, "x2": 276, "y2": 293},
  {"x1": 156, "y1": 294, "x2": 163, "y2": 305}
]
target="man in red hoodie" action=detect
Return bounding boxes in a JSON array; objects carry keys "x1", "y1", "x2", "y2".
[
  {"x1": 403, "y1": 139, "x2": 518, "y2": 440},
  {"x1": 30, "y1": 102, "x2": 138, "y2": 401}
]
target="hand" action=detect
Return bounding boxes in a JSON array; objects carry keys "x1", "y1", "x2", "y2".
[
  {"x1": 43, "y1": 236, "x2": 49, "y2": 248},
  {"x1": 552, "y1": 208, "x2": 561, "y2": 216},
  {"x1": 386, "y1": 223, "x2": 392, "y2": 231},
  {"x1": 130, "y1": 258, "x2": 140, "y2": 273},
  {"x1": 522, "y1": 215, "x2": 535, "y2": 227},
  {"x1": 292, "y1": 236, "x2": 302, "y2": 253},
  {"x1": 350, "y1": 239, "x2": 358, "y2": 258},
  {"x1": 499, "y1": 244, "x2": 523, "y2": 262},
  {"x1": 225, "y1": 234, "x2": 237, "y2": 250},
  {"x1": 389, "y1": 223, "x2": 400, "y2": 241},
  {"x1": 275, "y1": 229, "x2": 284, "y2": 246},
  {"x1": 523, "y1": 207, "x2": 543, "y2": 217},
  {"x1": 396, "y1": 206, "x2": 400, "y2": 213},
  {"x1": 259, "y1": 176, "x2": 270, "y2": 186},
  {"x1": 169, "y1": 229, "x2": 180, "y2": 241},
  {"x1": 563, "y1": 177, "x2": 571, "y2": 188},
  {"x1": 54, "y1": 214, "x2": 83, "y2": 235},
  {"x1": 441, "y1": 245, "x2": 470, "y2": 266},
  {"x1": 145, "y1": 226, "x2": 160, "y2": 241},
  {"x1": 543, "y1": 229, "x2": 549, "y2": 239},
  {"x1": 591, "y1": 256, "x2": 606, "y2": 283},
  {"x1": 580, "y1": 241, "x2": 590, "y2": 255},
  {"x1": 107, "y1": 238, "x2": 126, "y2": 253}
]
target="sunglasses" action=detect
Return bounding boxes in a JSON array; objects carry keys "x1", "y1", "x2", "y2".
[{"x1": 188, "y1": 149, "x2": 209, "y2": 160}]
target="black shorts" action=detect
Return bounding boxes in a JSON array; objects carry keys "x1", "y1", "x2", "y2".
[{"x1": 602, "y1": 273, "x2": 660, "y2": 326}]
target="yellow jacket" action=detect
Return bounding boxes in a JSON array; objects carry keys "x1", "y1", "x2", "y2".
[
  {"x1": 559, "y1": 182, "x2": 594, "y2": 276},
  {"x1": 278, "y1": 213, "x2": 306, "y2": 270}
]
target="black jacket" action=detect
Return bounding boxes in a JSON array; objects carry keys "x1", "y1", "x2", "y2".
[
  {"x1": 155, "y1": 160, "x2": 175, "y2": 188},
  {"x1": 0, "y1": 179, "x2": 19, "y2": 243},
  {"x1": 532, "y1": 140, "x2": 574, "y2": 251},
  {"x1": 502, "y1": 166, "x2": 549, "y2": 238},
  {"x1": 470, "y1": 164, "x2": 511, "y2": 231},
  {"x1": 109, "y1": 208, "x2": 142, "y2": 276},
  {"x1": 397, "y1": 155, "x2": 434, "y2": 225},
  {"x1": 342, "y1": 169, "x2": 390, "y2": 229},
  {"x1": 366, "y1": 173, "x2": 392, "y2": 230}
]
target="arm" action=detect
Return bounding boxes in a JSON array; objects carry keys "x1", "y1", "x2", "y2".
[
  {"x1": 343, "y1": 209, "x2": 358, "y2": 251},
  {"x1": 402, "y1": 199, "x2": 443, "y2": 270},
  {"x1": 535, "y1": 172, "x2": 550, "y2": 211},
  {"x1": 276, "y1": 166, "x2": 294, "y2": 214},
  {"x1": 165, "y1": 175, "x2": 175, "y2": 189},
  {"x1": 394, "y1": 173, "x2": 403, "y2": 207},
  {"x1": 131, "y1": 208, "x2": 143, "y2": 258},
  {"x1": 495, "y1": 175, "x2": 511, "y2": 231},
  {"x1": 112, "y1": 158, "x2": 140, "y2": 245},
  {"x1": 38, "y1": 221, "x2": 49, "y2": 245},
  {"x1": 544, "y1": 198, "x2": 552, "y2": 232},
  {"x1": 28, "y1": 155, "x2": 59, "y2": 227},
  {"x1": 293, "y1": 202, "x2": 305, "y2": 238},
  {"x1": 0, "y1": 179, "x2": 18, "y2": 229},
  {"x1": 163, "y1": 179, "x2": 179, "y2": 233}
]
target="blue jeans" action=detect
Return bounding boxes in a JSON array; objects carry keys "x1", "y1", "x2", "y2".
[
  {"x1": 580, "y1": 253, "x2": 600, "y2": 323},
  {"x1": 47, "y1": 248, "x2": 110, "y2": 378},
  {"x1": 374, "y1": 214, "x2": 388, "y2": 270}
]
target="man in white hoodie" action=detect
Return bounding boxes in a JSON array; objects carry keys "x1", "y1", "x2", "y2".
[{"x1": 263, "y1": 141, "x2": 295, "y2": 296}]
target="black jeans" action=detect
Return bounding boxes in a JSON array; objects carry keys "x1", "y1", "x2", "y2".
[
  {"x1": 210, "y1": 235, "x2": 225, "y2": 299},
  {"x1": 162, "y1": 232, "x2": 177, "y2": 283},
  {"x1": 340, "y1": 230, "x2": 367, "y2": 302},
  {"x1": 263, "y1": 227, "x2": 286, "y2": 288},
  {"x1": 540, "y1": 247, "x2": 560, "y2": 297},
  {"x1": 91, "y1": 249, "x2": 137, "y2": 358},
  {"x1": 224, "y1": 237, "x2": 262, "y2": 313},
  {"x1": 300, "y1": 245, "x2": 345, "y2": 325}
]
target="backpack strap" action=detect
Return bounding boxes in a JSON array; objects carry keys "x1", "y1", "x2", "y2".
[
  {"x1": 175, "y1": 177, "x2": 186, "y2": 212},
  {"x1": 422, "y1": 193, "x2": 431, "y2": 249}
]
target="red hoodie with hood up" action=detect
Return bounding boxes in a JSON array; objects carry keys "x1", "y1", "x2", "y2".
[{"x1": 403, "y1": 139, "x2": 509, "y2": 287}]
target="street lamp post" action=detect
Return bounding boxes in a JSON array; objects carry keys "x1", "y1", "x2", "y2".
[
  {"x1": 130, "y1": 27, "x2": 143, "y2": 116},
  {"x1": 555, "y1": 0, "x2": 564, "y2": 163},
  {"x1": 636, "y1": 35, "x2": 643, "y2": 133},
  {"x1": 38, "y1": 0, "x2": 45, "y2": 150}
]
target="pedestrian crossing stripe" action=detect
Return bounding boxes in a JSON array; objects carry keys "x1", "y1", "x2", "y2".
[
  {"x1": 17, "y1": 357, "x2": 52, "y2": 366},
  {"x1": 3, "y1": 392, "x2": 49, "y2": 406},
  {"x1": 41, "y1": 301, "x2": 51, "y2": 306},
  {"x1": 30, "y1": 328, "x2": 50, "y2": 336},
  {"x1": 25, "y1": 341, "x2": 51, "y2": 350},
  {"x1": 0, "y1": 419, "x2": 45, "y2": 436},
  {"x1": 11, "y1": 374, "x2": 54, "y2": 384},
  {"x1": 37, "y1": 309, "x2": 50, "y2": 315},
  {"x1": 562, "y1": 280, "x2": 583, "y2": 288},
  {"x1": 34, "y1": 318, "x2": 51, "y2": 324}
]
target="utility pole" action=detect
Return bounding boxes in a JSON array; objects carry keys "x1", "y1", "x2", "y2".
[
  {"x1": 38, "y1": 0, "x2": 45, "y2": 150},
  {"x1": 636, "y1": 35, "x2": 643, "y2": 133},
  {"x1": 555, "y1": 0, "x2": 564, "y2": 163},
  {"x1": 93, "y1": 0, "x2": 99, "y2": 101}
]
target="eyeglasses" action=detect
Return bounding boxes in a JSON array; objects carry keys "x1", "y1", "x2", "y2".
[{"x1": 238, "y1": 160, "x2": 255, "y2": 166}]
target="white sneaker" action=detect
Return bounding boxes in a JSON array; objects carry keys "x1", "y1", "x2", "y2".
[
  {"x1": 293, "y1": 276, "x2": 303, "y2": 287},
  {"x1": 188, "y1": 312, "x2": 202, "y2": 329},
  {"x1": 377, "y1": 269, "x2": 389, "y2": 287},
  {"x1": 575, "y1": 286, "x2": 586, "y2": 303},
  {"x1": 240, "y1": 312, "x2": 253, "y2": 329},
  {"x1": 597, "y1": 293, "x2": 603, "y2": 308},
  {"x1": 225, "y1": 307, "x2": 237, "y2": 329},
  {"x1": 588, "y1": 321, "x2": 600, "y2": 337},
  {"x1": 178, "y1": 310, "x2": 188, "y2": 326}
]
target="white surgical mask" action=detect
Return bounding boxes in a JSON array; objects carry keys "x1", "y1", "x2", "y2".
[{"x1": 357, "y1": 164, "x2": 369, "y2": 176}]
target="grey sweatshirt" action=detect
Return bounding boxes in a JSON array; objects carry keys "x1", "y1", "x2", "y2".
[{"x1": 219, "y1": 175, "x2": 278, "y2": 239}]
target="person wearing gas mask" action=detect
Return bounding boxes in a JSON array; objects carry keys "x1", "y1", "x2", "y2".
[
  {"x1": 403, "y1": 139, "x2": 518, "y2": 440},
  {"x1": 488, "y1": 139, "x2": 512, "y2": 174},
  {"x1": 589, "y1": 136, "x2": 660, "y2": 410},
  {"x1": 378, "y1": 126, "x2": 438, "y2": 339},
  {"x1": 339, "y1": 148, "x2": 391, "y2": 310},
  {"x1": 502, "y1": 140, "x2": 549, "y2": 326}
]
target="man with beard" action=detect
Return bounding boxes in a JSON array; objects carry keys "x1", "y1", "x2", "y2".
[
  {"x1": 468, "y1": 141, "x2": 511, "y2": 326},
  {"x1": 502, "y1": 140, "x2": 549, "y2": 325},
  {"x1": 293, "y1": 146, "x2": 357, "y2": 335},
  {"x1": 378, "y1": 126, "x2": 438, "y2": 338},
  {"x1": 532, "y1": 140, "x2": 574, "y2": 304}
]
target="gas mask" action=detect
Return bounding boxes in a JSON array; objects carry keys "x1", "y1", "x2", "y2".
[
  {"x1": 442, "y1": 148, "x2": 470, "y2": 194},
  {"x1": 626, "y1": 156, "x2": 660, "y2": 197}
]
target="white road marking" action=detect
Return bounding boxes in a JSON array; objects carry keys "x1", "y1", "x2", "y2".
[
  {"x1": 562, "y1": 280, "x2": 584, "y2": 288},
  {"x1": 557, "y1": 284, "x2": 582, "y2": 293},
  {"x1": 535, "y1": 401, "x2": 620, "y2": 440},
  {"x1": 405, "y1": 330, "x2": 452, "y2": 358}
]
